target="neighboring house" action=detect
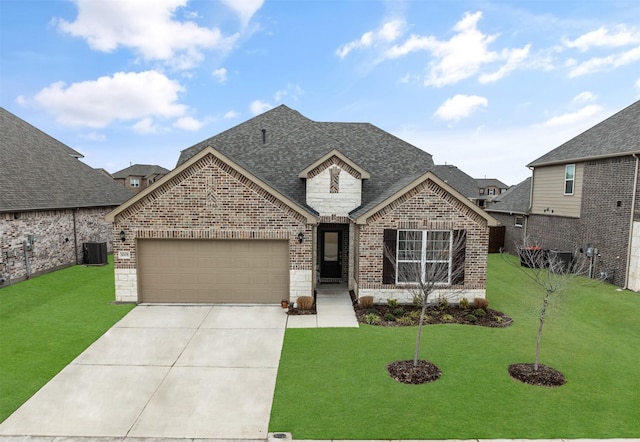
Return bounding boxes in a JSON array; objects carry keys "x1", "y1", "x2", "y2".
[
  {"x1": 526, "y1": 99, "x2": 640, "y2": 290},
  {"x1": 0, "y1": 107, "x2": 134, "y2": 285},
  {"x1": 107, "y1": 105, "x2": 497, "y2": 304},
  {"x1": 112, "y1": 164, "x2": 170, "y2": 193},
  {"x1": 485, "y1": 177, "x2": 532, "y2": 255},
  {"x1": 476, "y1": 178, "x2": 509, "y2": 207}
]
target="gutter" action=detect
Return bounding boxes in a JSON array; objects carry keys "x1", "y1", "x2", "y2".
[{"x1": 623, "y1": 154, "x2": 639, "y2": 290}]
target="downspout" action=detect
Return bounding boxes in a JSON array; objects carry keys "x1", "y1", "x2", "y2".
[
  {"x1": 73, "y1": 208, "x2": 79, "y2": 265},
  {"x1": 524, "y1": 168, "x2": 534, "y2": 240},
  {"x1": 623, "y1": 154, "x2": 639, "y2": 290}
]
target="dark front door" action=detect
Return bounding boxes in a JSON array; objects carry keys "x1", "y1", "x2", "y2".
[{"x1": 321, "y1": 231, "x2": 342, "y2": 279}]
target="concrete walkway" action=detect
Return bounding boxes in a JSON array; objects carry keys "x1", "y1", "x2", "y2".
[
  {"x1": 0, "y1": 305, "x2": 286, "y2": 440},
  {"x1": 286, "y1": 283, "x2": 359, "y2": 328}
]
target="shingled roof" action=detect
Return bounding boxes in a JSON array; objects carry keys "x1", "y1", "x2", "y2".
[
  {"x1": 528, "y1": 100, "x2": 640, "y2": 167},
  {"x1": 177, "y1": 105, "x2": 435, "y2": 215},
  {"x1": 485, "y1": 177, "x2": 531, "y2": 215},
  {"x1": 0, "y1": 107, "x2": 134, "y2": 212},
  {"x1": 112, "y1": 164, "x2": 170, "y2": 179},
  {"x1": 432, "y1": 165, "x2": 479, "y2": 200}
]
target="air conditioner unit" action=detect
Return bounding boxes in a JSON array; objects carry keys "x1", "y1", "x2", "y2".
[{"x1": 83, "y1": 242, "x2": 107, "y2": 265}]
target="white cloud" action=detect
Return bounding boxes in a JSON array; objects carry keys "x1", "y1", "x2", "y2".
[
  {"x1": 249, "y1": 100, "x2": 273, "y2": 115},
  {"x1": 274, "y1": 83, "x2": 304, "y2": 102},
  {"x1": 79, "y1": 131, "x2": 107, "y2": 142},
  {"x1": 567, "y1": 46, "x2": 640, "y2": 77},
  {"x1": 563, "y1": 25, "x2": 640, "y2": 52},
  {"x1": 572, "y1": 91, "x2": 597, "y2": 104},
  {"x1": 32, "y1": 71, "x2": 187, "y2": 128},
  {"x1": 174, "y1": 116, "x2": 203, "y2": 131},
  {"x1": 537, "y1": 104, "x2": 602, "y2": 127},
  {"x1": 220, "y1": 0, "x2": 263, "y2": 27},
  {"x1": 213, "y1": 68, "x2": 228, "y2": 83},
  {"x1": 132, "y1": 117, "x2": 160, "y2": 134},
  {"x1": 434, "y1": 94, "x2": 488, "y2": 122},
  {"x1": 337, "y1": 18, "x2": 405, "y2": 58},
  {"x1": 385, "y1": 11, "x2": 530, "y2": 87},
  {"x1": 56, "y1": 0, "x2": 238, "y2": 70},
  {"x1": 224, "y1": 110, "x2": 239, "y2": 119}
]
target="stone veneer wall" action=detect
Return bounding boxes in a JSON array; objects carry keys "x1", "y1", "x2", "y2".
[
  {"x1": 306, "y1": 160, "x2": 361, "y2": 216},
  {"x1": 527, "y1": 156, "x2": 637, "y2": 287},
  {"x1": 111, "y1": 153, "x2": 313, "y2": 302},
  {"x1": 357, "y1": 179, "x2": 489, "y2": 304},
  {"x1": 0, "y1": 207, "x2": 115, "y2": 285}
]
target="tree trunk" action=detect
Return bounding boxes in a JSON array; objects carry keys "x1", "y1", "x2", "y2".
[
  {"x1": 414, "y1": 302, "x2": 428, "y2": 367},
  {"x1": 534, "y1": 291, "x2": 550, "y2": 371}
]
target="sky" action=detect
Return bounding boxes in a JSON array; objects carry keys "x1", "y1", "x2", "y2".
[{"x1": 1, "y1": 0, "x2": 639, "y2": 186}]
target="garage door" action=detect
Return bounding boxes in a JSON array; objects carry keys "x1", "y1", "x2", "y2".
[{"x1": 137, "y1": 239, "x2": 289, "y2": 303}]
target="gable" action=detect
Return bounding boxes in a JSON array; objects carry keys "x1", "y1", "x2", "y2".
[{"x1": 107, "y1": 147, "x2": 316, "y2": 224}]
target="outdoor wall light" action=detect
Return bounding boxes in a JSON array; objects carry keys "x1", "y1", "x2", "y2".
[
  {"x1": 297, "y1": 232, "x2": 304, "y2": 243},
  {"x1": 119, "y1": 230, "x2": 126, "y2": 241}
]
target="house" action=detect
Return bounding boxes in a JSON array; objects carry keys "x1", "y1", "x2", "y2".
[
  {"x1": 106, "y1": 105, "x2": 497, "y2": 304},
  {"x1": 485, "y1": 177, "x2": 531, "y2": 255},
  {"x1": 112, "y1": 164, "x2": 170, "y2": 193},
  {"x1": 476, "y1": 178, "x2": 509, "y2": 207},
  {"x1": 526, "y1": 99, "x2": 640, "y2": 289},
  {"x1": 0, "y1": 107, "x2": 134, "y2": 285}
]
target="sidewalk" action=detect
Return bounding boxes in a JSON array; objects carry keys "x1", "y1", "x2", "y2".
[{"x1": 286, "y1": 283, "x2": 359, "y2": 328}]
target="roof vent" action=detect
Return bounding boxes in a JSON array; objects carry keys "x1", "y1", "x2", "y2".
[{"x1": 262, "y1": 128, "x2": 266, "y2": 144}]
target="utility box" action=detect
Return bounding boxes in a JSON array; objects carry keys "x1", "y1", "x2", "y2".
[
  {"x1": 548, "y1": 250, "x2": 574, "y2": 272},
  {"x1": 83, "y1": 242, "x2": 107, "y2": 265}
]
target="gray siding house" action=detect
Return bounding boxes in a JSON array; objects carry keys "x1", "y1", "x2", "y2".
[
  {"x1": 0, "y1": 107, "x2": 133, "y2": 285},
  {"x1": 525, "y1": 100, "x2": 640, "y2": 289}
]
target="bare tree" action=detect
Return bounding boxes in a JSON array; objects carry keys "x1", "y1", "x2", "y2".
[
  {"x1": 385, "y1": 229, "x2": 467, "y2": 367},
  {"x1": 508, "y1": 240, "x2": 589, "y2": 373}
]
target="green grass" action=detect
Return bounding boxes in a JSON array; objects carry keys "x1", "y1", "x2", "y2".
[
  {"x1": 0, "y1": 256, "x2": 135, "y2": 422},
  {"x1": 270, "y1": 254, "x2": 640, "y2": 439}
]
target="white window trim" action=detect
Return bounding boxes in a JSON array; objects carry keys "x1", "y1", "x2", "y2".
[
  {"x1": 396, "y1": 229, "x2": 452, "y2": 285},
  {"x1": 564, "y1": 164, "x2": 575, "y2": 195},
  {"x1": 514, "y1": 215, "x2": 524, "y2": 228},
  {"x1": 130, "y1": 178, "x2": 140, "y2": 188}
]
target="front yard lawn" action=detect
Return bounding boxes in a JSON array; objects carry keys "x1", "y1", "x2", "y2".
[
  {"x1": 269, "y1": 254, "x2": 640, "y2": 439},
  {"x1": 0, "y1": 257, "x2": 134, "y2": 422}
]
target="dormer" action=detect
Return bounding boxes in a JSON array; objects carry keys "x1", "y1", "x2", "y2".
[{"x1": 299, "y1": 149, "x2": 370, "y2": 217}]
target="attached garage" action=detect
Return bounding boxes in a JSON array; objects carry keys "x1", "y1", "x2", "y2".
[{"x1": 137, "y1": 239, "x2": 289, "y2": 304}]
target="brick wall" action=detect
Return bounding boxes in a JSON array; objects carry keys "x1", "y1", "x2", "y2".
[
  {"x1": 527, "y1": 156, "x2": 637, "y2": 286},
  {"x1": 490, "y1": 213, "x2": 526, "y2": 255},
  {"x1": 357, "y1": 178, "x2": 489, "y2": 303},
  {"x1": 112, "y1": 153, "x2": 313, "y2": 302},
  {"x1": 0, "y1": 207, "x2": 115, "y2": 285}
]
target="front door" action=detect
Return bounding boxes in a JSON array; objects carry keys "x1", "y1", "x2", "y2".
[{"x1": 321, "y1": 230, "x2": 342, "y2": 279}]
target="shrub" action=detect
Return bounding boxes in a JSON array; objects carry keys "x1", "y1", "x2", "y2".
[
  {"x1": 365, "y1": 313, "x2": 381, "y2": 325},
  {"x1": 437, "y1": 297, "x2": 449, "y2": 310},
  {"x1": 397, "y1": 316, "x2": 414, "y2": 325},
  {"x1": 473, "y1": 297, "x2": 489, "y2": 310},
  {"x1": 473, "y1": 308, "x2": 486, "y2": 318},
  {"x1": 494, "y1": 315, "x2": 503, "y2": 323},
  {"x1": 459, "y1": 297, "x2": 470, "y2": 310},
  {"x1": 441, "y1": 314, "x2": 454, "y2": 322},
  {"x1": 392, "y1": 307, "x2": 405, "y2": 317},
  {"x1": 408, "y1": 310, "x2": 422, "y2": 320},
  {"x1": 297, "y1": 296, "x2": 314, "y2": 310},
  {"x1": 359, "y1": 296, "x2": 374, "y2": 308},
  {"x1": 387, "y1": 298, "x2": 399, "y2": 308},
  {"x1": 412, "y1": 295, "x2": 423, "y2": 307},
  {"x1": 367, "y1": 308, "x2": 378, "y2": 315},
  {"x1": 383, "y1": 312, "x2": 395, "y2": 322},
  {"x1": 465, "y1": 314, "x2": 477, "y2": 323}
]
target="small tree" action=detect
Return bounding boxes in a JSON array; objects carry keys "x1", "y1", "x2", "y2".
[
  {"x1": 385, "y1": 229, "x2": 467, "y2": 367},
  {"x1": 506, "y1": 240, "x2": 588, "y2": 386}
]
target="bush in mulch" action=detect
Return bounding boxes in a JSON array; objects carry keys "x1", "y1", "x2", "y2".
[
  {"x1": 287, "y1": 305, "x2": 316, "y2": 315},
  {"x1": 508, "y1": 363, "x2": 567, "y2": 387},
  {"x1": 355, "y1": 303, "x2": 512, "y2": 328},
  {"x1": 387, "y1": 360, "x2": 442, "y2": 384}
]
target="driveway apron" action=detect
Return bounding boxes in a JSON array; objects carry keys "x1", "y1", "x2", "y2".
[{"x1": 0, "y1": 305, "x2": 287, "y2": 439}]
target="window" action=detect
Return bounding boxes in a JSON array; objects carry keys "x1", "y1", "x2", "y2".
[
  {"x1": 130, "y1": 178, "x2": 140, "y2": 188},
  {"x1": 564, "y1": 164, "x2": 575, "y2": 195},
  {"x1": 479, "y1": 188, "x2": 485, "y2": 195},
  {"x1": 487, "y1": 188, "x2": 495, "y2": 195},
  {"x1": 396, "y1": 230, "x2": 452, "y2": 284},
  {"x1": 514, "y1": 216, "x2": 524, "y2": 227}
]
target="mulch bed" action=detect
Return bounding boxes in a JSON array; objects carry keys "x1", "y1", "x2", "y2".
[
  {"x1": 387, "y1": 360, "x2": 442, "y2": 384},
  {"x1": 355, "y1": 304, "x2": 513, "y2": 328},
  {"x1": 508, "y1": 363, "x2": 567, "y2": 387},
  {"x1": 286, "y1": 306, "x2": 316, "y2": 315}
]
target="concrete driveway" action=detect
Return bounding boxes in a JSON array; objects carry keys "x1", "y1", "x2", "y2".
[{"x1": 0, "y1": 305, "x2": 287, "y2": 439}]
